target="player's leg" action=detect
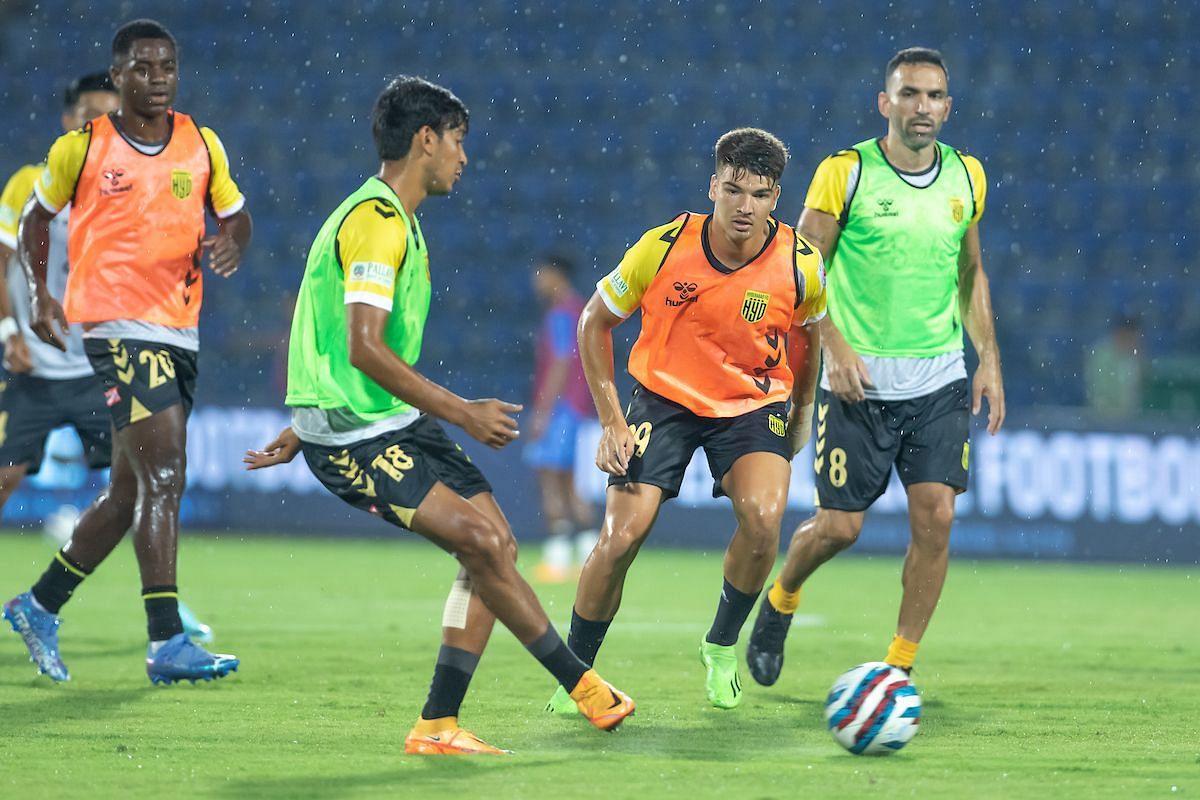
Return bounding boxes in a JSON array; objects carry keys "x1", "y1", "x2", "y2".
[
  {"x1": 67, "y1": 376, "x2": 212, "y2": 643},
  {"x1": 697, "y1": 404, "x2": 792, "y2": 708},
  {"x1": 747, "y1": 393, "x2": 895, "y2": 686},
  {"x1": 888, "y1": 379, "x2": 970, "y2": 671},
  {"x1": 406, "y1": 491, "x2": 510, "y2": 754},
  {"x1": 560, "y1": 383, "x2": 694, "y2": 683},
  {"x1": 2, "y1": 375, "x2": 102, "y2": 681},
  {"x1": 533, "y1": 467, "x2": 575, "y2": 583},
  {"x1": 543, "y1": 481, "x2": 659, "y2": 716}
]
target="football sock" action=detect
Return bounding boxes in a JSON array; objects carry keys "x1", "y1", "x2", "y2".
[
  {"x1": 706, "y1": 578, "x2": 760, "y2": 647},
  {"x1": 767, "y1": 577, "x2": 802, "y2": 614},
  {"x1": 885, "y1": 635, "x2": 920, "y2": 670},
  {"x1": 143, "y1": 585, "x2": 184, "y2": 642},
  {"x1": 526, "y1": 624, "x2": 589, "y2": 691},
  {"x1": 567, "y1": 607, "x2": 612, "y2": 667},
  {"x1": 421, "y1": 645, "x2": 480, "y2": 720},
  {"x1": 31, "y1": 549, "x2": 92, "y2": 614}
]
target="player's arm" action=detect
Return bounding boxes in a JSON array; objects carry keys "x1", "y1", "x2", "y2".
[
  {"x1": 958, "y1": 222, "x2": 1004, "y2": 434},
  {"x1": 798, "y1": 152, "x2": 873, "y2": 403},
  {"x1": 20, "y1": 198, "x2": 69, "y2": 351},
  {"x1": 578, "y1": 294, "x2": 634, "y2": 476},
  {"x1": 23, "y1": 132, "x2": 86, "y2": 351},
  {"x1": 581, "y1": 219, "x2": 673, "y2": 475},
  {"x1": 200, "y1": 127, "x2": 252, "y2": 277},
  {"x1": 347, "y1": 303, "x2": 520, "y2": 448},
  {"x1": 786, "y1": 321, "x2": 821, "y2": 457}
]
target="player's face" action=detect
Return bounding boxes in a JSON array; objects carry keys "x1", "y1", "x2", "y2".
[
  {"x1": 426, "y1": 125, "x2": 468, "y2": 196},
  {"x1": 111, "y1": 38, "x2": 178, "y2": 118},
  {"x1": 879, "y1": 63, "x2": 951, "y2": 150},
  {"x1": 61, "y1": 90, "x2": 119, "y2": 132},
  {"x1": 708, "y1": 165, "x2": 780, "y2": 245}
]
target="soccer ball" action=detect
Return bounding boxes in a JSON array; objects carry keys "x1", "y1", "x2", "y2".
[{"x1": 823, "y1": 662, "x2": 921, "y2": 755}]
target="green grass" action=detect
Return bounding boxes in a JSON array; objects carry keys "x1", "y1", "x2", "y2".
[{"x1": 1, "y1": 530, "x2": 1196, "y2": 799}]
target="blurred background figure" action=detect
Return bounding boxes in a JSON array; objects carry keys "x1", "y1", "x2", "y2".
[
  {"x1": 1085, "y1": 316, "x2": 1145, "y2": 419},
  {"x1": 525, "y1": 255, "x2": 597, "y2": 583}
]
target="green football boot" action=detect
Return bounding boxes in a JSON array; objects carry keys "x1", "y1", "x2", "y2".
[
  {"x1": 545, "y1": 684, "x2": 581, "y2": 716},
  {"x1": 699, "y1": 638, "x2": 743, "y2": 709}
]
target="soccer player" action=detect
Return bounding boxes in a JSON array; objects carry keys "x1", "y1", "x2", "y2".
[
  {"x1": 545, "y1": 128, "x2": 827, "y2": 712},
  {"x1": 746, "y1": 48, "x2": 1005, "y2": 684},
  {"x1": 244, "y1": 75, "x2": 635, "y2": 755},
  {"x1": 0, "y1": 72, "x2": 212, "y2": 645},
  {"x1": 3, "y1": 19, "x2": 250, "y2": 684},
  {"x1": 525, "y1": 254, "x2": 598, "y2": 584}
]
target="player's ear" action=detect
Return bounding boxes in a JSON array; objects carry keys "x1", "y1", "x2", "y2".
[
  {"x1": 708, "y1": 173, "x2": 717, "y2": 202},
  {"x1": 943, "y1": 94, "x2": 953, "y2": 120},
  {"x1": 877, "y1": 90, "x2": 890, "y2": 119},
  {"x1": 109, "y1": 65, "x2": 122, "y2": 91},
  {"x1": 772, "y1": 183, "x2": 781, "y2": 211}
]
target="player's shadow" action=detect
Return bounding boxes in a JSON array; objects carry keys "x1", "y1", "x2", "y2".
[
  {"x1": 219, "y1": 758, "x2": 559, "y2": 799},
  {"x1": 0, "y1": 686, "x2": 148, "y2": 727}
]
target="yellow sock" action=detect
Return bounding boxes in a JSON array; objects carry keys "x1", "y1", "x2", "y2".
[
  {"x1": 767, "y1": 578, "x2": 801, "y2": 615},
  {"x1": 885, "y1": 635, "x2": 919, "y2": 670},
  {"x1": 412, "y1": 715, "x2": 457, "y2": 734}
]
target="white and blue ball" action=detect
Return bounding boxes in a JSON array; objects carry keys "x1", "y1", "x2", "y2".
[{"x1": 823, "y1": 662, "x2": 921, "y2": 754}]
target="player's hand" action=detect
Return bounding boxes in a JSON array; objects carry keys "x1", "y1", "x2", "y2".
[
  {"x1": 201, "y1": 233, "x2": 242, "y2": 278},
  {"x1": 462, "y1": 398, "x2": 522, "y2": 449},
  {"x1": 972, "y1": 357, "x2": 1006, "y2": 435},
  {"x1": 596, "y1": 422, "x2": 635, "y2": 476},
  {"x1": 823, "y1": 335, "x2": 872, "y2": 403},
  {"x1": 29, "y1": 290, "x2": 70, "y2": 352},
  {"x1": 2, "y1": 333, "x2": 33, "y2": 374},
  {"x1": 244, "y1": 426, "x2": 301, "y2": 470},
  {"x1": 787, "y1": 403, "x2": 814, "y2": 457}
]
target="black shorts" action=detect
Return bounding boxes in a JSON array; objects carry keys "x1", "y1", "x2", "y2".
[
  {"x1": 609, "y1": 383, "x2": 791, "y2": 500},
  {"x1": 0, "y1": 372, "x2": 112, "y2": 474},
  {"x1": 301, "y1": 414, "x2": 493, "y2": 531},
  {"x1": 84, "y1": 339, "x2": 198, "y2": 429},
  {"x1": 814, "y1": 379, "x2": 970, "y2": 512}
]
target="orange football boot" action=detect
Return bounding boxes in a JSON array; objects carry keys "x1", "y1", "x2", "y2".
[
  {"x1": 403, "y1": 717, "x2": 511, "y2": 755},
  {"x1": 569, "y1": 669, "x2": 636, "y2": 731}
]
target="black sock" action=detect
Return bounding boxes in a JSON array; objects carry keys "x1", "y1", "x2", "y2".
[
  {"x1": 143, "y1": 585, "x2": 183, "y2": 641},
  {"x1": 567, "y1": 608, "x2": 612, "y2": 668},
  {"x1": 421, "y1": 645, "x2": 480, "y2": 720},
  {"x1": 526, "y1": 625, "x2": 589, "y2": 691},
  {"x1": 30, "y1": 549, "x2": 92, "y2": 614},
  {"x1": 706, "y1": 578, "x2": 760, "y2": 647}
]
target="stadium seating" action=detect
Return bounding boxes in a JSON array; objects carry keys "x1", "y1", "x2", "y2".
[{"x1": 0, "y1": 1, "x2": 1193, "y2": 409}]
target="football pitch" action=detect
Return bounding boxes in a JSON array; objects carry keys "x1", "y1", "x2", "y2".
[{"x1": 0, "y1": 531, "x2": 1195, "y2": 799}]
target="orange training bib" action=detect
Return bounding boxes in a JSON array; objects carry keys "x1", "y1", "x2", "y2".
[
  {"x1": 65, "y1": 111, "x2": 211, "y2": 327},
  {"x1": 629, "y1": 213, "x2": 801, "y2": 417}
]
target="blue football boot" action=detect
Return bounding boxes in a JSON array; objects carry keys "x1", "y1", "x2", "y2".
[
  {"x1": 3, "y1": 591, "x2": 69, "y2": 681},
  {"x1": 146, "y1": 633, "x2": 238, "y2": 685},
  {"x1": 178, "y1": 601, "x2": 214, "y2": 644}
]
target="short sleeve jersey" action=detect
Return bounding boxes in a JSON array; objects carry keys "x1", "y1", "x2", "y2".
[{"x1": 33, "y1": 121, "x2": 244, "y2": 218}]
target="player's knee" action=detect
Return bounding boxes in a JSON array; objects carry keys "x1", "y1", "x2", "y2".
[
  {"x1": 594, "y1": 521, "x2": 645, "y2": 567},
  {"x1": 912, "y1": 501, "x2": 954, "y2": 552},
  {"x1": 735, "y1": 497, "x2": 785, "y2": 541},
  {"x1": 819, "y1": 511, "x2": 863, "y2": 550},
  {"x1": 140, "y1": 459, "x2": 187, "y2": 500},
  {"x1": 456, "y1": 518, "x2": 509, "y2": 571}
]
